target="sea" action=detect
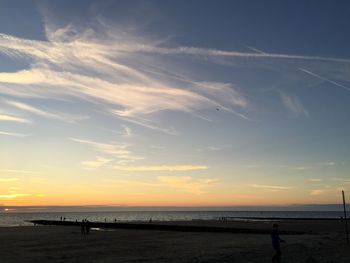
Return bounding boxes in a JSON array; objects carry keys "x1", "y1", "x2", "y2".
[{"x1": 0, "y1": 207, "x2": 347, "y2": 227}]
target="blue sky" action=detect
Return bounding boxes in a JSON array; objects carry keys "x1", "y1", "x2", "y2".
[{"x1": 0, "y1": 0, "x2": 349, "y2": 206}]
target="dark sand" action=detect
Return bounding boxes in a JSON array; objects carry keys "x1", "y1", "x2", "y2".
[{"x1": 1, "y1": 220, "x2": 349, "y2": 262}]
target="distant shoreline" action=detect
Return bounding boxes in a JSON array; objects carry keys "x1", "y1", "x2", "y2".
[{"x1": 1, "y1": 204, "x2": 349, "y2": 213}]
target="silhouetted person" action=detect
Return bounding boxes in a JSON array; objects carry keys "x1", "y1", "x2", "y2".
[
  {"x1": 271, "y1": 223, "x2": 285, "y2": 263},
  {"x1": 86, "y1": 220, "x2": 90, "y2": 235},
  {"x1": 81, "y1": 220, "x2": 85, "y2": 235},
  {"x1": 114, "y1": 218, "x2": 117, "y2": 223}
]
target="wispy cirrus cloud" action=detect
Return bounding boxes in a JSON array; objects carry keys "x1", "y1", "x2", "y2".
[
  {"x1": 0, "y1": 178, "x2": 19, "y2": 182},
  {"x1": 0, "y1": 21, "x2": 251, "y2": 131},
  {"x1": 0, "y1": 113, "x2": 31, "y2": 123},
  {"x1": 332, "y1": 177, "x2": 350, "y2": 183},
  {"x1": 113, "y1": 115, "x2": 178, "y2": 135},
  {"x1": 249, "y1": 184, "x2": 292, "y2": 191},
  {"x1": 70, "y1": 137, "x2": 143, "y2": 166},
  {"x1": 121, "y1": 125, "x2": 133, "y2": 138},
  {"x1": 293, "y1": 166, "x2": 312, "y2": 171},
  {"x1": 5, "y1": 100, "x2": 88, "y2": 123},
  {"x1": 100, "y1": 176, "x2": 217, "y2": 195},
  {"x1": 0, "y1": 193, "x2": 30, "y2": 199},
  {"x1": 310, "y1": 189, "x2": 327, "y2": 196},
  {"x1": 278, "y1": 91, "x2": 309, "y2": 118},
  {"x1": 70, "y1": 137, "x2": 130, "y2": 156},
  {"x1": 308, "y1": 178, "x2": 322, "y2": 182},
  {"x1": 279, "y1": 165, "x2": 312, "y2": 170},
  {"x1": 158, "y1": 176, "x2": 217, "y2": 195},
  {"x1": 81, "y1": 156, "x2": 112, "y2": 169},
  {"x1": 71, "y1": 137, "x2": 208, "y2": 171},
  {"x1": 0, "y1": 169, "x2": 40, "y2": 174},
  {"x1": 316, "y1": 161, "x2": 335, "y2": 166},
  {"x1": 113, "y1": 165, "x2": 208, "y2": 172},
  {"x1": 0, "y1": 130, "x2": 30, "y2": 137},
  {"x1": 1, "y1": 11, "x2": 349, "y2": 132}
]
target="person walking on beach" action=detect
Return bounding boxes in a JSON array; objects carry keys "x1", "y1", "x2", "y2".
[
  {"x1": 271, "y1": 223, "x2": 285, "y2": 263},
  {"x1": 86, "y1": 220, "x2": 90, "y2": 235},
  {"x1": 81, "y1": 220, "x2": 85, "y2": 235}
]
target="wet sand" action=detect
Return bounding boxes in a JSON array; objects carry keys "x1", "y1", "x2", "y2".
[{"x1": 1, "y1": 220, "x2": 349, "y2": 262}]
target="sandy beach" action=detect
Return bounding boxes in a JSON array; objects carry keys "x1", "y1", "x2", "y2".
[{"x1": 1, "y1": 220, "x2": 349, "y2": 262}]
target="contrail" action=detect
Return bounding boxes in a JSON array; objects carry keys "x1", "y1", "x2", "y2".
[
  {"x1": 299, "y1": 67, "x2": 350, "y2": 92},
  {"x1": 246, "y1": 46, "x2": 266, "y2": 54},
  {"x1": 134, "y1": 45, "x2": 350, "y2": 63},
  {"x1": 3, "y1": 33, "x2": 350, "y2": 64}
]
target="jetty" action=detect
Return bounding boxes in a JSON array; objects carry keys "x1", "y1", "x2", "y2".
[{"x1": 29, "y1": 220, "x2": 307, "y2": 235}]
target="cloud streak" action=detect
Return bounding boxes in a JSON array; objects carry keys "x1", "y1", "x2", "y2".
[
  {"x1": 158, "y1": 176, "x2": 217, "y2": 195},
  {"x1": 121, "y1": 125, "x2": 133, "y2": 138},
  {"x1": 279, "y1": 91, "x2": 309, "y2": 118},
  {"x1": 0, "y1": 193, "x2": 30, "y2": 199},
  {"x1": 0, "y1": 169, "x2": 40, "y2": 174},
  {"x1": 70, "y1": 137, "x2": 143, "y2": 165},
  {"x1": 81, "y1": 156, "x2": 112, "y2": 169},
  {"x1": 308, "y1": 178, "x2": 322, "y2": 182},
  {"x1": 5, "y1": 100, "x2": 88, "y2": 123},
  {"x1": 0, "y1": 178, "x2": 19, "y2": 182},
  {"x1": 249, "y1": 184, "x2": 292, "y2": 191},
  {"x1": 121, "y1": 44, "x2": 350, "y2": 63},
  {"x1": 113, "y1": 165, "x2": 208, "y2": 172},
  {"x1": 0, "y1": 114, "x2": 31, "y2": 123},
  {"x1": 0, "y1": 23, "x2": 251, "y2": 131},
  {"x1": 316, "y1": 161, "x2": 335, "y2": 166},
  {"x1": 1, "y1": 14, "x2": 349, "y2": 133},
  {"x1": 299, "y1": 68, "x2": 350, "y2": 92},
  {"x1": 70, "y1": 138, "x2": 130, "y2": 156},
  {"x1": 0, "y1": 130, "x2": 30, "y2": 137},
  {"x1": 310, "y1": 189, "x2": 326, "y2": 196}
]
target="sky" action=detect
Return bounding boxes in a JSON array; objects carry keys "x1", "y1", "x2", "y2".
[{"x1": 0, "y1": 0, "x2": 350, "y2": 207}]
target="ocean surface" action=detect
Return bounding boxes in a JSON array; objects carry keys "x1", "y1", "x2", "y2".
[{"x1": 0, "y1": 210, "x2": 346, "y2": 227}]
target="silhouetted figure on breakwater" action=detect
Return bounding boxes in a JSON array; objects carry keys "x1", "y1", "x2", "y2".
[{"x1": 271, "y1": 223, "x2": 285, "y2": 263}]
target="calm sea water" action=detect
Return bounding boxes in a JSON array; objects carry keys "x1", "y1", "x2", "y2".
[{"x1": 0, "y1": 211, "x2": 345, "y2": 227}]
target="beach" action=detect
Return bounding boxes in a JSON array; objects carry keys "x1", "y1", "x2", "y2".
[{"x1": 1, "y1": 220, "x2": 349, "y2": 262}]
